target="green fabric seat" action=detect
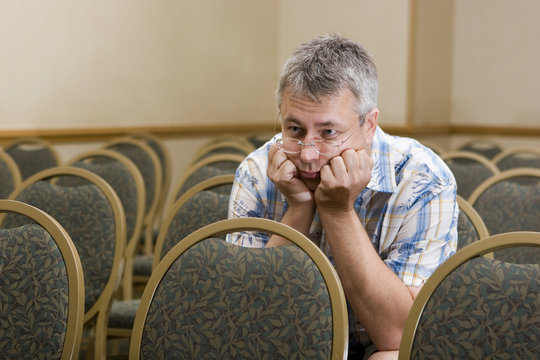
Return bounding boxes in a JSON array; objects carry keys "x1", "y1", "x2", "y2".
[
  {"x1": 400, "y1": 231, "x2": 540, "y2": 359},
  {"x1": 130, "y1": 218, "x2": 348, "y2": 360},
  {"x1": 0, "y1": 199, "x2": 84, "y2": 359},
  {"x1": 469, "y1": 169, "x2": 540, "y2": 263}
]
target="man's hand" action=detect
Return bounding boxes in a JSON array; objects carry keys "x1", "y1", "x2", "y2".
[
  {"x1": 315, "y1": 148, "x2": 373, "y2": 212},
  {"x1": 267, "y1": 144, "x2": 315, "y2": 207}
]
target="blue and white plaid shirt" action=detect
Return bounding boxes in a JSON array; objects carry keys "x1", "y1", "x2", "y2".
[{"x1": 227, "y1": 126, "x2": 458, "y2": 288}]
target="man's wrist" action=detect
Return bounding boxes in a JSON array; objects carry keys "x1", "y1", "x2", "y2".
[{"x1": 318, "y1": 205, "x2": 356, "y2": 220}]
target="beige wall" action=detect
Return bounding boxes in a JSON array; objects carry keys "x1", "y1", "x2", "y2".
[
  {"x1": 278, "y1": 0, "x2": 410, "y2": 127},
  {"x1": 410, "y1": 0, "x2": 454, "y2": 126},
  {"x1": 1, "y1": 0, "x2": 538, "y2": 133},
  {"x1": 451, "y1": 0, "x2": 540, "y2": 127},
  {"x1": 0, "y1": 1, "x2": 279, "y2": 130}
]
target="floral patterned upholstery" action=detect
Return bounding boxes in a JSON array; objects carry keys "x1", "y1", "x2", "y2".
[
  {"x1": 458, "y1": 142, "x2": 502, "y2": 160},
  {"x1": 107, "y1": 142, "x2": 158, "y2": 216},
  {"x1": 4, "y1": 180, "x2": 116, "y2": 313},
  {"x1": 132, "y1": 189, "x2": 230, "y2": 279},
  {"x1": 132, "y1": 255, "x2": 153, "y2": 278},
  {"x1": 472, "y1": 175, "x2": 540, "y2": 263},
  {"x1": 496, "y1": 154, "x2": 540, "y2": 171},
  {"x1": 457, "y1": 208, "x2": 481, "y2": 250},
  {"x1": 177, "y1": 165, "x2": 237, "y2": 199},
  {"x1": 113, "y1": 189, "x2": 231, "y2": 334},
  {"x1": 0, "y1": 156, "x2": 16, "y2": 199},
  {"x1": 0, "y1": 223, "x2": 70, "y2": 359},
  {"x1": 411, "y1": 256, "x2": 540, "y2": 359},
  {"x1": 197, "y1": 146, "x2": 248, "y2": 161},
  {"x1": 139, "y1": 238, "x2": 333, "y2": 359},
  {"x1": 108, "y1": 299, "x2": 141, "y2": 329},
  {"x1": 138, "y1": 136, "x2": 168, "y2": 187},
  {"x1": 160, "y1": 190, "x2": 230, "y2": 259},
  {"x1": 71, "y1": 158, "x2": 140, "y2": 242},
  {"x1": 5, "y1": 145, "x2": 58, "y2": 180}
]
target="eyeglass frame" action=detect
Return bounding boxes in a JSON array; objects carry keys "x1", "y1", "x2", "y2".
[{"x1": 275, "y1": 121, "x2": 361, "y2": 156}]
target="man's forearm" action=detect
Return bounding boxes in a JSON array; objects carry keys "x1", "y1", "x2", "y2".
[
  {"x1": 266, "y1": 202, "x2": 316, "y2": 247},
  {"x1": 319, "y1": 208, "x2": 415, "y2": 351}
]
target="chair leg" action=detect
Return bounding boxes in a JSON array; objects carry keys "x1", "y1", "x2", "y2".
[
  {"x1": 122, "y1": 258, "x2": 133, "y2": 300},
  {"x1": 143, "y1": 224, "x2": 153, "y2": 255},
  {"x1": 94, "y1": 311, "x2": 109, "y2": 360}
]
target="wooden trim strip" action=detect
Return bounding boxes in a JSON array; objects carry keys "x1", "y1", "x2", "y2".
[
  {"x1": 0, "y1": 123, "x2": 277, "y2": 144},
  {"x1": 1, "y1": 123, "x2": 539, "y2": 145},
  {"x1": 448, "y1": 125, "x2": 540, "y2": 137}
]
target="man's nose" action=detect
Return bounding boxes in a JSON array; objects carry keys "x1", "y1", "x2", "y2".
[{"x1": 299, "y1": 142, "x2": 320, "y2": 162}]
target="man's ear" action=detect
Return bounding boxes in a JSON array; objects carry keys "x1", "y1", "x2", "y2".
[{"x1": 363, "y1": 108, "x2": 379, "y2": 138}]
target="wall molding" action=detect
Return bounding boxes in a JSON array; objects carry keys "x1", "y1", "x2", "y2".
[{"x1": 1, "y1": 123, "x2": 539, "y2": 145}]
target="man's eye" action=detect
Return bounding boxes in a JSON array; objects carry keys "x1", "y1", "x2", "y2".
[
  {"x1": 322, "y1": 129, "x2": 337, "y2": 137},
  {"x1": 287, "y1": 126, "x2": 302, "y2": 135}
]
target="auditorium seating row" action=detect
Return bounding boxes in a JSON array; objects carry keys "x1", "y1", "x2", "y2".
[{"x1": 0, "y1": 133, "x2": 538, "y2": 359}]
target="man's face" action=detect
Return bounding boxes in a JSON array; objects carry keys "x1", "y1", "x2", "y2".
[{"x1": 279, "y1": 89, "x2": 378, "y2": 191}]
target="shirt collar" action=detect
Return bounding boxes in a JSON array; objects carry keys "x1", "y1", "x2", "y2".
[{"x1": 366, "y1": 126, "x2": 397, "y2": 193}]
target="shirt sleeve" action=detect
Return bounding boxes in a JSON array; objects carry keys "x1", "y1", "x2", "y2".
[
  {"x1": 226, "y1": 150, "x2": 272, "y2": 247},
  {"x1": 382, "y1": 177, "x2": 459, "y2": 287}
]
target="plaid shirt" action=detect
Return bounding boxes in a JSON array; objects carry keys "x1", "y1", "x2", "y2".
[{"x1": 227, "y1": 126, "x2": 458, "y2": 288}]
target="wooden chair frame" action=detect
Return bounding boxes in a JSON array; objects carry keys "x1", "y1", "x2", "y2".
[
  {"x1": 193, "y1": 135, "x2": 255, "y2": 159},
  {"x1": 441, "y1": 151, "x2": 500, "y2": 175},
  {"x1": 468, "y1": 167, "x2": 540, "y2": 204},
  {"x1": 3, "y1": 137, "x2": 62, "y2": 180},
  {"x1": 3, "y1": 136, "x2": 61, "y2": 164},
  {"x1": 152, "y1": 173, "x2": 235, "y2": 270},
  {"x1": 167, "y1": 153, "x2": 244, "y2": 211},
  {"x1": 492, "y1": 146, "x2": 540, "y2": 169},
  {"x1": 66, "y1": 149, "x2": 146, "y2": 300},
  {"x1": 129, "y1": 133, "x2": 173, "y2": 228},
  {"x1": 105, "y1": 137, "x2": 162, "y2": 255},
  {"x1": 0, "y1": 199, "x2": 85, "y2": 360},
  {"x1": 0, "y1": 149, "x2": 22, "y2": 197},
  {"x1": 399, "y1": 231, "x2": 540, "y2": 359},
  {"x1": 456, "y1": 138, "x2": 504, "y2": 157},
  {"x1": 8, "y1": 166, "x2": 126, "y2": 360},
  {"x1": 108, "y1": 174, "x2": 235, "y2": 343},
  {"x1": 130, "y1": 217, "x2": 349, "y2": 360}
]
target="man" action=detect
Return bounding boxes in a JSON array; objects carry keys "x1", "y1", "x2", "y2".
[{"x1": 227, "y1": 33, "x2": 458, "y2": 359}]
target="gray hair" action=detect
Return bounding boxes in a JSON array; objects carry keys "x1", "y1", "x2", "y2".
[{"x1": 276, "y1": 34, "x2": 378, "y2": 122}]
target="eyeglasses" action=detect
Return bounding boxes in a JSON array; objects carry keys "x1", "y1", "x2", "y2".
[{"x1": 275, "y1": 127, "x2": 358, "y2": 156}]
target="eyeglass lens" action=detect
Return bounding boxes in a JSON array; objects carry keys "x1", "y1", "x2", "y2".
[{"x1": 279, "y1": 139, "x2": 337, "y2": 155}]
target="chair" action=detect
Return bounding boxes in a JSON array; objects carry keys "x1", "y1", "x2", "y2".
[
  {"x1": 456, "y1": 195, "x2": 489, "y2": 250},
  {"x1": 492, "y1": 146, "x2": 540, "y2": 171},
  {"x1": 3, "y1": 137, "x2": 61, "y2": 180},
  {"x1": 151, "y1": 174, "x2": 235, "y2": 272},
  {"x1": 468, "y1": 168, "x2": 540, "y2": 264},
  {"x1": 0, "y1": 149, "x2": 21, "y2": 198},
  {"x1": 128, "y1": 133, "x2": 172, "y2": 227},
  {"x1": 169, "y1": 153, "x2": 244, "y2": 206},
  {"x1": 456, "y1": 138, "x2": 503, "y2": 160},
  {"x1": 66, "y1": 149, "x2": 146, "y2": 300},
  {"x1": 107, "y1": 174, "x2": 235, "y2": 347},
  {"x1": 5, "y1": 166, "x2": 126, "y2": 360},
  {"x1": 0, "y1": 199, "x2": 84, "y2": 360},
  {"x1": 247, "y1": 134, "x2": 273, "y2": 149},
  {"x1": 399, "y1": 231, "x2": 540, "y2": 359},
  {"x1": 441, "y1": 151, "x2": 500, "y2": 199},
  {"x1": 192, "y1": 135, "x2": 255, "y2": 163},
  {"x1": 104, "y1": 137, "x2": 162, "y2": 255},
  {"x1": 129, "y1": 217, "x2": 349, "y2": 360},
  {"x1": 191, "y1": 140, "x2": 253, "y2": 164}
]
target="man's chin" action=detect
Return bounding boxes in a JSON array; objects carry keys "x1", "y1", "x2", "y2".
[{"x1": 302, "y1": 177, "x2": 320, "y2": 191}]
